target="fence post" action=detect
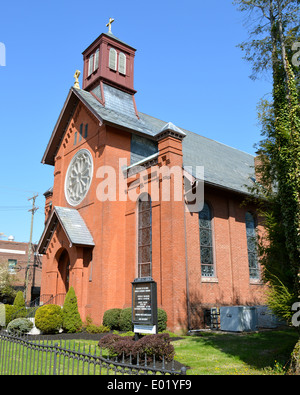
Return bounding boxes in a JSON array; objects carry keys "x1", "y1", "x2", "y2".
[{"x1": 53, "y1": 343, "x2": 58, "y2": 375}]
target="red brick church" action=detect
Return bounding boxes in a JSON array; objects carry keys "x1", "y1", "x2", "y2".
[{"x1": 38, "y1": 22, "x2": 266, "y2": 331}]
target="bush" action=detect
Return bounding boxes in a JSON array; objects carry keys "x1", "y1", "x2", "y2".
[
  {"x1": 102, "y1": 308, "x2": 122, "y2": 330},
  {"x1": 98, "y1": 334, "x2": 133, "y2": 354},
  {"x1": 103, "y1": 307, "x2": 168, "y2": 332},
  {"x1": 7, "y1": 318, "x2": 33, "y2": 335},
  {"x1": 62, "y1": 287, "x2": 82, "y2": 333},
  {"x1": 12, "y1": 291, "x2": 26, "y2": 319},
  {"x1": 157, "y1": 308, "x2": 168, "y2": 332},
  {"x1": 13, "y1": 291, "x2": 25, "y2": 309},
  {"x1": 35, "y1": 304, "x2": 63, "y2": 334},
  {"x1": 119, "y1": 308, "x2": 133, "y2": 331},
  {"x1": 134, "y1": 333, "x2": 175, "y2": 361},
  {"x1": 86, "y1": 324, "x2": 110, "y2": 334},
  {"x1": 4, "y1": 305, "x2": 18, "y2": 326},
  {"x1": 98, "y1": 333, "x2": 175, "y2": 362}
]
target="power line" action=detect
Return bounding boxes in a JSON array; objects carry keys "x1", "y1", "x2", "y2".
[{"x1": 0, "y1": 206, "x2": 31, "y2": 211}]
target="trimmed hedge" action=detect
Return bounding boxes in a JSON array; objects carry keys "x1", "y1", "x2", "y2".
[
  {"x1": 119, "y1": 308, "x2": 133, "y2": 332},
  {"x1": 102, "y1": 307, "x2": 168, "y2": 332},
  {"x1": 62, "y1": 287, "x2": 82, "y2": 333},
  {"x1": 4, "y1": 305, "x2": 18, "y2": 326},
  {"x1": 35, "y1": 304, "x2": 63, "y2": 334},
  {"x1": 102, "y1": 308, "x2": 122, "y2": 330},
  {"x1": 7, "y1": 318, "x2": 33, "y2": 335},
  {"x1": 13, "y1": 291, "x2": 25, "y2": 309},
  {"x1": 157, "y1": 309, "x2": 168, "y2": 332}
]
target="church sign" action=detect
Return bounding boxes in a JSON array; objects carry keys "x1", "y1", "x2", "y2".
[{"x1": 132, "y1": 278, "x2": 158, "y2": 334}]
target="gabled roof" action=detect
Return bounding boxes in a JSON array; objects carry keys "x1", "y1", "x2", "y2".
[
  {"x1": 42, "y1": 85, "x2": 157, "y2": 165},
  {"x1": 42, "y1": 85, "x2": 255, "y2": 195},
  {"x1": 138, "y1": 112, "x2": 255, "y2": 195},
  {"x1": 38, "y1": 206, "x2": 95, "y2": 254}
]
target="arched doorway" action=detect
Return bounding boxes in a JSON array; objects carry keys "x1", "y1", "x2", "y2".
[{"x1": 57, "y1": 249, "x2": 70, "y2": 295}]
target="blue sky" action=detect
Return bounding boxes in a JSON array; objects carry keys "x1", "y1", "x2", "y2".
[{"x1": 0, "y1": 0, "x2": 272, "y2": 243}]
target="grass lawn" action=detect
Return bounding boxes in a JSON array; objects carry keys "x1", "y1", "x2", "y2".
[
  {"x1": 173, "y1": 328, "x2": 299, "y2": 375},
  {"x1": 54, "y1": 328, "x2": 299, "y2": 375},
  {"x1": 1, "y1": 328, "x2": 298, "y2": 375}
]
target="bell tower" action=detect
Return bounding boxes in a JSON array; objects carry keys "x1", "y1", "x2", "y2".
[{"x1": 82, "y1": 19, "x2": 137, "y2": 95}]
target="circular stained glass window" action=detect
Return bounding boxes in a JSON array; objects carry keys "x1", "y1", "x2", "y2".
[{"x1": 64, "y1": 149, "x2": 93, "y2": 206}]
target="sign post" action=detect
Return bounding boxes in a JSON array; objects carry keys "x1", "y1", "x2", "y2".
[{"x1": 132, "y1": 277, "x2": 158, "y2": 336}]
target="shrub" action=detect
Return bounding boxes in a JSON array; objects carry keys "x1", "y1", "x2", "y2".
[
  {"x1": 133, "y1": 333, "x2": 175, "y2": 362},
  {"x1": 102, "y1": 307, "x2": 168, "y2": 332},
  {"x1": 119, "y1": 308, "x2": 133, "y2": 332},
  {"x1": 7, "y1": 318, "x2": 33, "y2": 335},
  {"x1": 102, "y1": 308, "x2": 122, "y2": 330},
  {"x1": 4, "y1": 305, "x2": 18, "y2": 326},
  {"x1": 35, "y1": 304, "x2": 63, "y2": 334},
  {"x1": 13, "y1": 291, "x2": 25, "y2": 309},
  {"x1": 157, "y1": 308, "x2": 168, "y2": 332},
  {"x1": 98, "y1": 333, "x2": 175, "y2": 362},
  {"x1": 86, "y1": 324, "x2": 110, "y2": 334},
  {"x1": 98, "y1": 334, "x2": 133, "y2": 354},
  {"x1": 62, "y1": 287, "x2": 82, "y2": 333},
  {"x1": 12, "y1": 291, "x2": 26, "y2": 319}
]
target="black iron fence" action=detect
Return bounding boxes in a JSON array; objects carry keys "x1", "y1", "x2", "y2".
[{"x1": 0, "y1": 332, "x2": 186, "y2": 375}]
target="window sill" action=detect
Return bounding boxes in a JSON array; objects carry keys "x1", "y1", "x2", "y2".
[
  {"x1": 201, "y1": 277, "x2": 219, "y2": 283},
  {"x1": 250, "y1": 279, "x2": 264, "y2": 285}
]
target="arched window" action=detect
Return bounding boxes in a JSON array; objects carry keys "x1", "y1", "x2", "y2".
[
  {"x1": 199, "y1": 202, "x2": 215, "y2": 277},
  {"x1": 245, "y1": 212, "x2": 259, "y2": 279},
  {"x1": 118, "y1": 52, "x2": 126, "y2": 75},
  {"x1": 109, "y1": 48, "x2": 117, "y2": 71},
  {"x1": 137, "y1": 194, "x2": 152, "y2": 278}
]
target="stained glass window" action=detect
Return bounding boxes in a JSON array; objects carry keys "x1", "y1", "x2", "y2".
[
  {"x1": 199, "y1": 202, "x2": 215, "y2": 277},
  {"x1": 138, "y1": 194, "x2": 152, "y2": 278},
  {"x1": 245, "y1": 212, "x2": 259, "y2": 279}
]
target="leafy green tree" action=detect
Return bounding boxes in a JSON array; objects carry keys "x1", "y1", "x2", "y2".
[
  {"x1": 234, "y1": 0, "x2": 300, "y2": 324},
  {"x1": 233, "y1": 0, "x2": 300, "y2": 89},
  {"x1": 235, "y1": 1, "x2": 300, "y2": 373},
  {"x1": 62, "y1": 287, "x2": 82, "y2": 333},
  {"x1": 0, "y1": 262, "x2": 16, "y2": 303}
]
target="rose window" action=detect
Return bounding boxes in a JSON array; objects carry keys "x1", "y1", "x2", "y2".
[{"x1": 64, "y1": 149, "x2": 93, "y2": 206}]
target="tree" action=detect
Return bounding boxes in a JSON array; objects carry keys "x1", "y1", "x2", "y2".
[
  {"x1": 0, "y1": 262, "x2": 16, "y2": 303},
  {"x1": 233, "y1": 0, "x2": 300, "y2": 89},
  {"x1": 234, "y1": 0, "x2": 300, "y2": 373},
  {"x1": 62, "y1": 287, "x2": 82, "y2": 333},
  {"x1": 255, "y1": 61, "x2": 300, "y2": 322}
]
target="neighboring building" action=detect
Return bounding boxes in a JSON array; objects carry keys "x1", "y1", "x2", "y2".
[
  {"x1": 38, "y1": 24, "x2": 266, "y2": 331},
  {"x1": 0, "y1": 239, "x2": 42, "y2": 303}
]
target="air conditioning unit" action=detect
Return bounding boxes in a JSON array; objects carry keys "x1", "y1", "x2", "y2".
[
  {"x1": 256, "y1": 305, "x2": 285, "y2": 328},
  {"x1": 220, "y1": 306, "x2": 257, "y2": 332}
]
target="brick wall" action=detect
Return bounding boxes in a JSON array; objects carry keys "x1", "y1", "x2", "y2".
[{"x1": 40, "y1": 104, "x2": 267, "y2": 331}]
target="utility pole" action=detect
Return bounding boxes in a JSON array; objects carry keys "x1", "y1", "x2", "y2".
[{"x1": 24, "y1": 194, "x2": 39, "y2": 302}]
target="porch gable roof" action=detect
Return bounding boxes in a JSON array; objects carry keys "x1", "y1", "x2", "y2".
[{"x1": 38, "y1": 206, "x2": 95, "y2": 254}]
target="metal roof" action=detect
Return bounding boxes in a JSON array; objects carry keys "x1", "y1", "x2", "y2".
[
  {"x1": 38, "y1": 206, "x2": 95, "y2": 254},
  {"x1": 137, "y1": 112, "x2": 255, "y2": 195},
  {"x1": 42, "y1": 85, "x2": 255, "y2": 195}
]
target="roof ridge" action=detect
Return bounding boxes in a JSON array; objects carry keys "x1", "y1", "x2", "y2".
[{"x1": 138, "y1": 111, "x2": 254, "y2": 158}]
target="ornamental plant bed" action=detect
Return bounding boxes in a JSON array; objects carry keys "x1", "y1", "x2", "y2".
[
  {"x1": 26, "y1": 331, "x2": 183, "y2": 342},
  {"x1": 98, "y1": 333, "x2": 176, "y2": 363}
]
